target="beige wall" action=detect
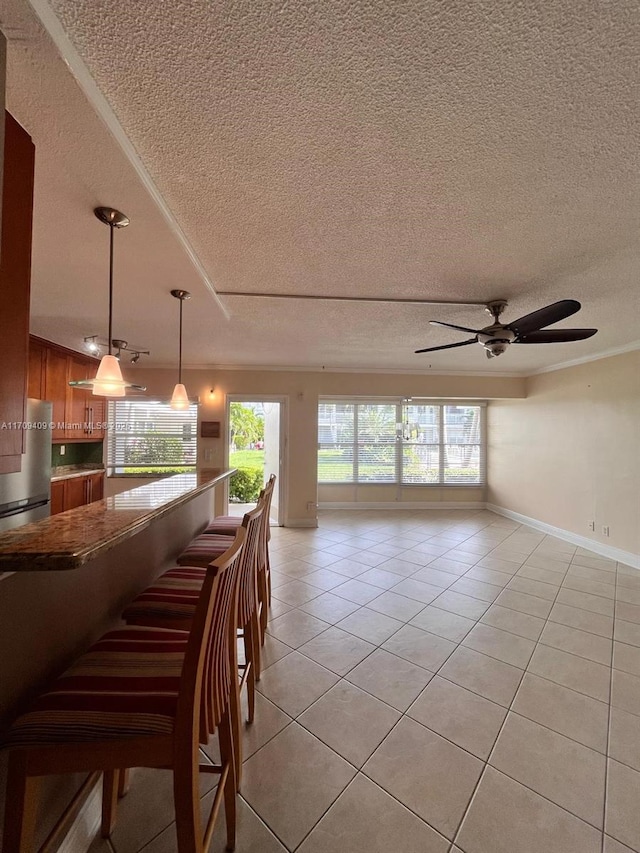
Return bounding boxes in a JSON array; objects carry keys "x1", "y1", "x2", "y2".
[
  {"x1": 129, "y1": 367, "x2": 525, "y2": 523},
  {"x1": 488, "y1": 350, "x2": 640, "y2": 557}
]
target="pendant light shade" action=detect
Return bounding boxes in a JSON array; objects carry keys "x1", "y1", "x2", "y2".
[
  {"x1": 170, "y1": 289, "x2": 191, "y2": 410},
  {"x1": 69, "y1": 207, "x2": 146, "y2": 396},
  {"x1": 170, "y1": 383, "x2": 190, "y2": 410},
  {"x1": 93, "y1": 355, "x2": 126, "y2": 397}
]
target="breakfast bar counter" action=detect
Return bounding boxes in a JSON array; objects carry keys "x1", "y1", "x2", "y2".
[
  {"x1": 0, "y1": 467, "x2": 235, "y2": 728},
  {"x1": 0, "y1": 468, "x2": 235, "y2": 573}
]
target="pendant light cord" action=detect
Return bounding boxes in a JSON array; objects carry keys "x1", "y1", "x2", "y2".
[
  {"x1": 108, "y1": 222, "x2": 114, "y2": 356},
  {"x1": 178, "y1": 296, "x2": 183, "y2": 385}
]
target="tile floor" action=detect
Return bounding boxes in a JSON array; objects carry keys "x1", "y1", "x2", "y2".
[{"x1": 89, "y1": 508, "x2": 640, "y2": 853}]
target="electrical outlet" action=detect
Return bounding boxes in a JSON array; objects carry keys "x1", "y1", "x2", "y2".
[
  {"x1": 602, "y1": 525, "x2": 610, "y2": 537},
  {"x1": 203, "y1": 448, "x2": 213, "y2": 462},
  {"x1": 59, "y1": 445, "x2": 65, "y2": 456},
  {"x1": 588, "y1": 521, "x2": 595, "y2": 531},
  {"x1": 307, "y1": 501, "x2": 316, "y2": 512}
]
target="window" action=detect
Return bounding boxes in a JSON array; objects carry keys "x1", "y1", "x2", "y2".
[
  {"x1": 318, "y1": 400, "x2": 485, "y2": 485},
  {"x1": 107, "y1": 400, "x2": 198, "y2": 475}
]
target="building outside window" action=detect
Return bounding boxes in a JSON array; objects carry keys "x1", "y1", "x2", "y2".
[{"x1": 318, "y1": 399, "x2": 485, "y2": 485}]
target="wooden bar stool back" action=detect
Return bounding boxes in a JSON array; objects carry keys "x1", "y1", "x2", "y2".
[
  {"x1": 256, "y1": 474, "x2": 276, "y2": 642},
  {"x1": 122, "y1": 501, "x2": 265, "y2": 784},
  {"x1": 234, "y1": 501, "x2": 264, "y2": 725},
  {"x1": 201, "y1": 475, "x2": 277, "y2": 634},
  {"x1": 1, "y1": 529, "x2": 246, "y2": 853}
]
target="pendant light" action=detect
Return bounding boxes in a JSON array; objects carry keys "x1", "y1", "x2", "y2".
[
  {"x1": 170, "y1": 289, "x2": 191, "y2": 410},
  {"x1": 69, "y1": 207, "x2": 146, "y2": 396}
]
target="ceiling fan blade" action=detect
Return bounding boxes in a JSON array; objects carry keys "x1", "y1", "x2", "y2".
[
  {"x1": 429, "y1": 320, "x2": 481, "y2": 334},
  {"x1": 514, "y1": 328, "x2": 598, "y2": 343},
  {"x1": 506, "y1": 300, "x2": 581, "y2": 337},
  {"x1": 415, "y1": 338, "x2": 477, "y2": 354}
]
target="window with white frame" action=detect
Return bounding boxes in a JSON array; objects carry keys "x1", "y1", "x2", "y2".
[
  {"x1": 318, "y1": 400, "x2": 485, "y2": 485},
  {"x1": 107, "y1": 400, "x2": 198, "y2": 475}
]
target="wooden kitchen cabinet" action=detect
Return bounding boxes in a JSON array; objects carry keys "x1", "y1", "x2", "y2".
[
  {"x1": 49, "y1": 472, "x2": 105, "y2": 515},
  {"x1": 28, "y1": 338, "x2": 46, "y2": 399},
  {"x1": 88, "y1": 472, "x2": 104, "y2": 502},
  {"x1": 67, "y1": 356, "x2": 100, "y2": 440},
  {"x1": 29, "y1": 337, "x2": 105, "y2": 441},
  {"x1": 67, "y1": 356, "x2": 89, "y2": 431},
  {"x1": 0, "y1": 112, "x2": 35, "y2": 473},
  {"x1": 66, "y1": 359, "x2": 105, "y2": 440},
  {"x1": 66, "y1": 368, "x2": 106, "y2": 441},
  {"x1": 64, "y1": 476, "x2": 86, "y2": 512},
  {"x1": 50, "y1": 480, "x2": 65, "y2": 516},
  {"x1": 44, "y1": 348, "x2": 69, "y2": 441},
  {"x1": 89, "y1": 397, "x2": 106, "y2": 440}
]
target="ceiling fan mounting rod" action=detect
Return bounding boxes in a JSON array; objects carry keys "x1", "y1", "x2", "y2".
[
  {"x1": 217, "y1": 291, "x2": 487, "y2": 307},
  {"x1": 485, "y1": 300, "x2": 508, "y2": 323}
]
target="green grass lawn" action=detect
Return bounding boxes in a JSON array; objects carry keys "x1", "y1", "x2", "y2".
[{"x1": 229, "y1": 449, "x2": 265, "y2": 469}]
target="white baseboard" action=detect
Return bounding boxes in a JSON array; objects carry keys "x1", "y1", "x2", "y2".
[
  {"x1": 486, "y1": 503, "x2": 640, "y2": 570},
  {"x1": 285, "y1": 518, "x2": 318, "y2": 528},
  {"x1": 318, "y1": 502, "x2": 486, "y2": 510},
  {"x1": 58, "y1": 780, "x2": 101, "y2": 853}
]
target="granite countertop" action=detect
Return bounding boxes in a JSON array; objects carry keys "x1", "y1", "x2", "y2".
[
  {"x1": 0, "y1": 469, "x2": 235, "y2": 573},
  {"x1": 51, "y1": 465, "x2": 105, "y2": 482}
]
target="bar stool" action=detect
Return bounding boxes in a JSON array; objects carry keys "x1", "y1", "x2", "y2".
[
  {"x1": 203, "y1": 475, "x2": 275, "y2": 640},
  {"x1": 204, "y1": 475, "x2": 276, "y2": 538},
  {"x1": 1, "y1": 529, "x2": 246, "y2": 853},
  {"x1": 185, "y1": 475, "x2": 276, "y2": 645},
  {"x1": 122, "y1": 502, "x2": 264, "y2": 785}
]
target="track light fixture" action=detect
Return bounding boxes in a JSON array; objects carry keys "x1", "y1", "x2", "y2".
[{"x1": 83, "y1": 335, "x2": 149, "y2": 365}]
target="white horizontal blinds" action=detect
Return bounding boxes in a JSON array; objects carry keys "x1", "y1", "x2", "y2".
[
  {"x1": 402, "y1": 404, "x2": 440, "y2": 483},
  {"x1": 357, "y1": 403, "x2": 397, "y2": 482},
  {"x1": 442, "y1": 405, "x2": 483, "y2": 484},
  {"x1": 318, "y1": 399, "x2": 486, "y2": 486},
  {"x1": 318, "y1": 402, "x2": 355, "y2": 483},
  {"x1": 107, "y1": 400, "x2": 198, "y2": 473}
]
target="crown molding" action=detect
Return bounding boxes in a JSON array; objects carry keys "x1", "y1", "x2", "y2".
[
  {"x1": 26, "y1": 0, "x2": 229, "y2": 320},
  {"x1": 142, "y1": 362, "x2": 525, "y2": 378},
  {"x1": 528, "y1": 340, "x2": 640, "y2": 376}
]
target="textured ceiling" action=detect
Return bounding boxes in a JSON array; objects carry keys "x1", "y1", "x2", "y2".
[{"x1": 3, "y1": 0, "x2": 640, "y2": 373}]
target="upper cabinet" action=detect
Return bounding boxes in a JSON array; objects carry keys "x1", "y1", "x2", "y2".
[
  {"x1": 44, "y1": 346, "x2": 69, "y2": 441},
  {"x1": 27, "y1": 337, "x2": 46, "y2": 400},
  {"x1": 29, "y1": 336, "x2": 105, "y2": 441},
  {"x1": 0, "y1": 112, "x2": 35, "y2": 473}
]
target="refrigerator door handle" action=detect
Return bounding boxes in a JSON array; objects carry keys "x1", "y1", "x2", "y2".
[{"x1": 0, "y1": 497, "x2": 49, "y2": 520}]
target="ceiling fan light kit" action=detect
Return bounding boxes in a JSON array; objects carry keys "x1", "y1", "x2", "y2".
[
  {"x1": 415, "y1": 299, "x2": 598, "y2": 359},
  {"x1": 69, "y1": 207, "x2": 146, "y2": 395}
]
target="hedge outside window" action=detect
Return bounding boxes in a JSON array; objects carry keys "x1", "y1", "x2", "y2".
[
  {"x1": 318, "y1": 400, "x2": 485, "y2": 485},
  {"x1": 107, "y1": 400, "x2": 197, "y2": 475}
]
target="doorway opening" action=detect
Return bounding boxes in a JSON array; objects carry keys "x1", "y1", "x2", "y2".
[{"x1": 226, "y1": 397, "x2": 285, "y2": 525}]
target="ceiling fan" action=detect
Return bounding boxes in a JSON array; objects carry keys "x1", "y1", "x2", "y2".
[{"x1": 415, "y1": 299, "x2": 598, "y2": 359}]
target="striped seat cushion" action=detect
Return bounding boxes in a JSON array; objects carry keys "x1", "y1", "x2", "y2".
[
  {"x1": 177, "y1": 534, "x2": 234, "y2": 566},
  {"x1": 3, "y1": 626, "x2": 188, "y2": 750},
  {"x1": 122, "y1": 566, "x2": 206, "y2": 622},
  {"x1": 202, "y1": 515, "x2": 243, "y2": 536}
]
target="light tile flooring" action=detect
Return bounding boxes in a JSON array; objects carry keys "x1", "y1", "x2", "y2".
[{"x1": 90, "y1": 509, "x2": 640, "y2": 853}]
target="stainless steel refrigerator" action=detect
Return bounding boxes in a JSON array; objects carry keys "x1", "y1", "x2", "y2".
[{"x1": 0, "y1": 399, "x2": 52, "y2": 533}]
